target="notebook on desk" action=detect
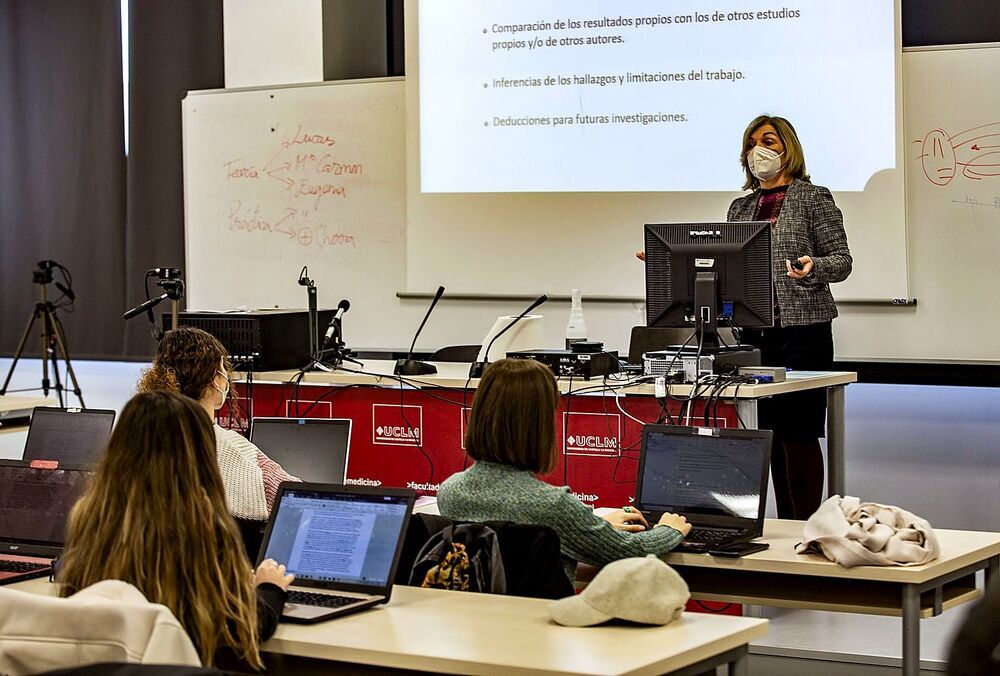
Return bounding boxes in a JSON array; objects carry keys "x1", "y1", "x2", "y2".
[
  {"x1": 250, "y1": 417, "x2": 351, "y2": 484},
  {"x1": 636, "y1": 425, "x2": 772, "y2": 553},
  {"x1": 22, "y1": 407, "x2": 115, "y2": 468},
  {"x1": 257, "y1": 483, "x2": 415, "y2": 623},
  {"x1": 0, "y1": 461, "x2": 91, "y2": 585}
]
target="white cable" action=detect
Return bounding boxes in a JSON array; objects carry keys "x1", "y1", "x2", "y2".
[{"x1": 611, "y1": 384, "x2": 647, "y2": 427}]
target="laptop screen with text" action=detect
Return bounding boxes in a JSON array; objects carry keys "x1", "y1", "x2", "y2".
[
  {"x1": 261, "y1": 488, "x2": 409, "y2": 587},
  {"x1": 639, "y1": 429, "x2": 769, "y2": 520}
]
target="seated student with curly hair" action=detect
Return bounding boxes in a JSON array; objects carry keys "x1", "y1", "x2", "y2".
[
  {"x1": 137, "y1": 327, "x2": 299, "y2": 522},
  {"x1": 59, "y1": 391, "x2": 294, "y2": 670},
  {"x1": 438, "y1": 358, "x2": 692, "y2": 582}
]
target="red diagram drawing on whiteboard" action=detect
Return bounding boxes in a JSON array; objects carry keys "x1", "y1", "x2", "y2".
[{"x1": 914, "y1": 123, "x2": 1000, "y2": 186}]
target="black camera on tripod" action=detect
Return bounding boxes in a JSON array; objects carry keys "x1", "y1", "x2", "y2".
[
  {"x1": 1, "y1": 260, "x2": 84, "y2": 406},
  {"x1": 123, "y1": 267, "x2": 186, "y2": 341},
  {"x1": 151, "y1": 267, "x2": 184, "y2": 300},
  {"x1": 32, "y1": 260, "x2": 55, "y2": 285}
]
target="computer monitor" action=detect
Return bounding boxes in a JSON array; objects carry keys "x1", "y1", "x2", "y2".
[{"x1": 644, "y1": 221, "x2": 773, "y2": 348}]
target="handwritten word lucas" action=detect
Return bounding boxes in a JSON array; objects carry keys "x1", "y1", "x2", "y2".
[{"x1": 282, "y1": 125, "x2": 337, "y2": 150}]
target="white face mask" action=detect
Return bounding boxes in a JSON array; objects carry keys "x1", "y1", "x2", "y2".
[
  {"x1": 213, "y1": 369, "x2": 230, "y2": 404},
  {"x1": 747, "y1": 146, "x2": 784, "y2": 182}
]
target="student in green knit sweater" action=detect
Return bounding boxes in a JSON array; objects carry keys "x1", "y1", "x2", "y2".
[{"x1": 438, "y1": 358, "x2": 692, "y2": 582}]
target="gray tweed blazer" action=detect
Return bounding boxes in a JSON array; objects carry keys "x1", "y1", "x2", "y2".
[{"x1": 727, "y1": 179, "x2": 852, "y2": 326}]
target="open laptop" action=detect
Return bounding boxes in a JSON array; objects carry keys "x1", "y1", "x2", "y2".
[
  {"x1": 257, "y1": 483, "x2": 415, "y2": 623},
  {"x1": 0, "y1": 461, "x2": 91, "y2": 585},
  {"x1": 636, "y1": 425, "x2": 772, "y2": 553},
  {"x1": 22, "y1": 407, "x2": 116, "y2": 468},
  {"x1": 250, "y1": 417, "x2": 352, "y2": 484}
]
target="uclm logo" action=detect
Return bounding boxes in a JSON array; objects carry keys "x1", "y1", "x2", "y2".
[
  {"x1": 372, "y1": 404, "x2": 423, "y2": 446},
  {"x1": 563, "y1": 412, "x2": 622, "y2": 457}
]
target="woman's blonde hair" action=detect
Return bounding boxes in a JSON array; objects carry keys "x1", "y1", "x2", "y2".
[
  {"x1": 138, "y1": 327, "x2": 232, "y2": 401},
  {"x1": 59, "y1": 391, "x2": 262, "y2": 669},
  {"x1": 739, "y1": 115, "x2": 811, "y2": 190},
  {"x1": 464, "y1": 358, "x2": 560, "y2": 474}
]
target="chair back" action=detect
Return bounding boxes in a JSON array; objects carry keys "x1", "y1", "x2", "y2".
[
  {"x1": 398, "y1": 513, "x2": 573, "y2": 599},
  {"x1": 429, "y1": 345, "x2": 481, "y2": 362}
]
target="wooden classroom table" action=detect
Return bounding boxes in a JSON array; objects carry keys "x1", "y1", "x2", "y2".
[{"x1": 582, "y1": 517, "x2": 1000, "y2": 676}]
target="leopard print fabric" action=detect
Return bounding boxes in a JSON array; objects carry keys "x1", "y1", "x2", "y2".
[{"x1": 421, "y1": 542, "x2": 471, "y2": 591}]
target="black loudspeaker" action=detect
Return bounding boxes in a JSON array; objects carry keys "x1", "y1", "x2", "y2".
[{"x1": 163, "y1": 310, "x2": 335, "y2": 371}]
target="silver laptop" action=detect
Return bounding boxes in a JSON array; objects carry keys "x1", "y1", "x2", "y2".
[
  {"x1": 250, "y1": 417, "x2": 351, "y2": 484},
  {"x1": 636, "y1": 425, "x2": 772, "y2": 552},
  {"x1": 0, "y1": 461, "x2": 91, "y2": 585},
  {"x1": 257, "y1": 483, "x2": 415, "y2": 623},
  {"x1": 22, "y1": 407, "x2": 115, "y2": 468}
]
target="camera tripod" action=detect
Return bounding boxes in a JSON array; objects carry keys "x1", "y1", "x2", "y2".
[{"x1": 1, "y1": 263, "x2": 85, "y2": 407}]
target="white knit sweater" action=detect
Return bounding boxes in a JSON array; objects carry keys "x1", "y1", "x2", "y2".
[{"x1": 214, "y1": 425, "x2": 269, "y2": 521}]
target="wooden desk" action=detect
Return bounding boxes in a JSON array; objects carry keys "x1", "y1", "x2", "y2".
[
  {"x1": 263, "y1": 586, "x2": 767, "y2": 675},
  {"x1": 0, "y1": 395, "x2": 52, "y2": 434},
  {"x1": 641, "y1": 519, "x2": 998, "y2": 676},
  {"x1": 12, "y1": 579, "x2": 768, "y2": 675}
]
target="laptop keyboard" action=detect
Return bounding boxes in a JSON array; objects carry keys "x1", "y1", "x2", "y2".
[
  {"x1": 288, "y1": 590, "x2": 363, "y2": 608},
  {"x1": 0, "y1": 559, "x2": 49, "y2": 573},
  {"x1": 686, "y1": 528, "x2": 739, "y2": 543}
]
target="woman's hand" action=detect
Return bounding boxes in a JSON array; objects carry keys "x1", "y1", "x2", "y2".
[
  {"x1": 603, "y1": 507, "x2": 649, "y2": 532},
  {"x1": 786, "y1": 255, "x2": 813, "y2": 279},
  {"x1": 635, "y1": 250, "x2": 646, "y2": 262},
  {"x1": 655, "y1": 512, "x2": 692, "y2": 536},
  {"x1": 254, "y1": 558, "x2": 295, "y2": 590}
]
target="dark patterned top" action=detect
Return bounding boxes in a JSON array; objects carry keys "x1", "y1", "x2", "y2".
[{"x1": 755, "y1": 184, "x2": 790, "y2": 225}]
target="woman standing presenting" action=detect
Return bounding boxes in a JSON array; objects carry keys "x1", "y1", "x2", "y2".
[{"x1": 729, "y1": 115, "x2": 852, "y2": 519}]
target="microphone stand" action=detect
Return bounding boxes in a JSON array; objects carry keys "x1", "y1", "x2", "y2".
[
  {"x1": 298, "y1": 267, "x2": 318, "y2": 361},
  {"x1": 395, "y1": 285, "x2": 446, "y2": 376},
  {"x1": 307, "y1": 300, "x2": 361, "y2": 371},
  {"x1": 469, "y1": 295, "x2": 548, "y2": 378}
]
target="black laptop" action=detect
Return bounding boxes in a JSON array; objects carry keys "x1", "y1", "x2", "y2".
[
  {"x1": 636, "y1": 425, "x2": 772, "y2": 552},
  {"x1": 0, "y1": 461, "x2": 91, "y2": 585},
  {"x1": 257, "y1": 483, "x2": 415, "y2": 623},
  {"x1": 250, "y1": 417, "x2": 352, "y2": 484},
  {"x1": 22, "y1": 407, "x2": 116, "y2": 468}
]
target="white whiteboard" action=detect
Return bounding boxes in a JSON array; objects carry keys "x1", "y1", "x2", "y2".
[
  {"x1": 182, "y1": 78, "x2": 407, "y2": 346},
  {"x1": 834, "y1": 45, "x2": 1000, "y2": 363}
]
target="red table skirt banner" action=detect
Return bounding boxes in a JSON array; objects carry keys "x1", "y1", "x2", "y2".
[{"x1": 224, "y1": 381, "x2": 741, "y2": 510}]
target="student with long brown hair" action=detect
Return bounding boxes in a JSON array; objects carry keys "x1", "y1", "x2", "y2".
[
  {"x1": 437, "y1": 358, "x2": 691, "y2": 582},
  {"x1": 137, "y1": 327, "x2": 299, "y2": 522},
  {"x1": 58, "y1": 391, "x2": 293, "y2": 670}
]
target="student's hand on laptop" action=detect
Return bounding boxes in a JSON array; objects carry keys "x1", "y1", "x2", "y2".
[
  {"x1": 603, "y1": 508, "x2": 649, "y2": 532},
  {"x1": 254, "y1": 558, "x2": 295, "y2": 590},
  {"x1": 655, "y1": 513, "x2": 692, "y2": 536}
]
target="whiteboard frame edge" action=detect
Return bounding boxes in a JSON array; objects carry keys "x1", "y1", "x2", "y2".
[{"x1": 183, "y1": 75, "x2": 405, "y2": 99}]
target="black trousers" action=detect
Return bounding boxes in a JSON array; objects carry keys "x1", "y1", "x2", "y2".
[{"x1": 742, "y1": 321, "x2": 834, "y2": 518}]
